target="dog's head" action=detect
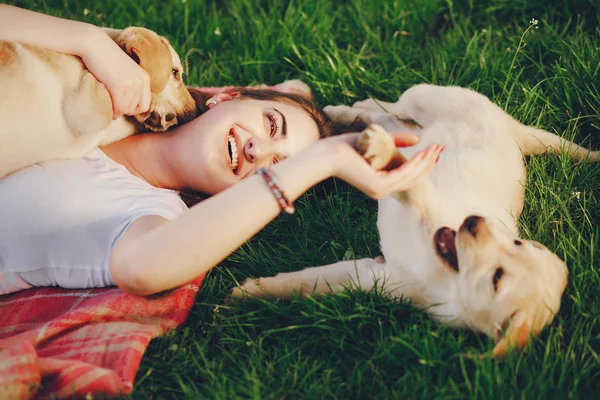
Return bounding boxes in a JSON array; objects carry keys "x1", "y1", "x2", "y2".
[
  {"x1": 434, "y1": 215, "x2": 568, "y2": 357},
  {"x1": 115, "y1": 27, "x2": 198, "y2": 131}
]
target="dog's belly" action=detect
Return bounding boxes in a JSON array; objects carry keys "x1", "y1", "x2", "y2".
[
  {"x1": 0, "y1": 44, "x2": 76, "y2": 177},
  {"x1": 375, "y1": 142, "x2": 524, "y2": 293},
  {"x1": 0, "y1": 43, "x2": 134, "y2": 178},
  {"x1": 397, "y1": 113, "x2": 528, "y2": 216}
]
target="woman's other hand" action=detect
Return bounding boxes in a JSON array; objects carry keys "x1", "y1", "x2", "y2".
[
  {"x1": 80, "y1": 30, "x2": 151, "y2": 119},
  {"x1": 0, "y1": 5, "x2": 151, "y2": 119},
  {"x1": 320, "y1": 131, "x2": 442, "y2": 199}
]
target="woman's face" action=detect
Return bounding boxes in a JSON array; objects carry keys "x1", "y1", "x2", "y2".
[{"x1": 169, "y1": 97, "x2": 320, "y2": 195}]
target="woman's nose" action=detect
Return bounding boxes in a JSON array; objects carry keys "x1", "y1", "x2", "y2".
[{"x1": 244, "y1": 137, "x2": 274, "y2": 164}]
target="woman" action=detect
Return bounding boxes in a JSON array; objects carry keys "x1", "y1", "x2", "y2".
[{"x1": 0, "y1": 6, "x2": 443, "y2": 296}]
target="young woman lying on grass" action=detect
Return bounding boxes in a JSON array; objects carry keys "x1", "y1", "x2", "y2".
[{"x1": 0, "y1": 6, "x2": 443, "y2": 296}]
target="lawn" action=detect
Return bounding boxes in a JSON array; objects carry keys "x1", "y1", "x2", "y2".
[{"x1": 8, "y1": 0, "x2": 600, "y2": 398}]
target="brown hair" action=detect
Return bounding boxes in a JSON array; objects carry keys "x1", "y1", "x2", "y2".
[
  {"x1": 180, "y1": 88, "x2": 338, "y2": 207},
  {"x1": 236, "y1": 88, "x2": 336, "y2": 139}
]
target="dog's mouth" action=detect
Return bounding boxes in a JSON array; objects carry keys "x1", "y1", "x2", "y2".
[{"x1": 434, "y1": 227, "x2": 459, "y2": 272}]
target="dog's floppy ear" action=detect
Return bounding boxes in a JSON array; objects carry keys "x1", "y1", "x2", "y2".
[
  {"x1": 117, "y1": 27, "x2": 171, "y2": 94},
  {"x1": 491, "y1": 311, "x2": 534, "y2": 358}
]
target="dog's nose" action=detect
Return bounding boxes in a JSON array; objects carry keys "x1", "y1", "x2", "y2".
[{"x1": 462, "y1": 215, "x2": 483, "y2": 237}]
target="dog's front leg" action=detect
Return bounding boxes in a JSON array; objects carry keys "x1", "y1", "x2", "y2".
[
  {"x1": 385, "y1": 177, "x2": 454, "y2": 238},
  {"x1": 325, "y1": 104, "x2": 405, "y2": 133},
  {"x1": 231, "y1": 258, "x2": 387, "y2": 300},
  {"x1": 391, "y1": 180, "x2": 441, "y2": 221}
]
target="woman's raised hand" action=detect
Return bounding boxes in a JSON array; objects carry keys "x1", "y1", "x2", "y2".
[
  {"x1": 320, "y1": 131, "x2": 442, "y2": 199},
  {"x1": 0, "y1": 5, "x2": 151, "y2": 119},
  {"x1": 80, "y1": 30, "x2": 152, "y2": 119}
]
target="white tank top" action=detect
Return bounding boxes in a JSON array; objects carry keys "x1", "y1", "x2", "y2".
[{"x1": 0, "y1": 149, "x2": 188, "y2": 295}]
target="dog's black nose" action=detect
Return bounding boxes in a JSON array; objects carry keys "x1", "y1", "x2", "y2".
[{"x1": 463, "y1": 215, "x2": 483, "y2": 237}]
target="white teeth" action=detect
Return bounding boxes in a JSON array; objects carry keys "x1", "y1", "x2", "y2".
[{"x1": 229, "y1": 134, "x2": 238, "y2": 172}]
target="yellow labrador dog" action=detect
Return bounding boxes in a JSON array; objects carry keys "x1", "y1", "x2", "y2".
[
  {"x1": 232, "y1": 84, "x2": 599, "y2": 357},
  {"x1": 0, "y1": 27, "x2": 197, "y2": 178}
]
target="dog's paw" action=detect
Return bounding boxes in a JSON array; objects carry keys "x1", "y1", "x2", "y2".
[
  {"x1": 355, "y1": 124, "x2": 407, "y2": 170},
  {"x1": 352, "y1": 98, "x2": 386, "y2": 112},
  {"x1": 230, "y1": 278, "x2": 264, "y2": 299},
  {"x1": 324, "y1": 104, "x2": 371, "y2": 125},
  {"x1": 269, "y1": 79, "x2": 312, "y2": 99}
]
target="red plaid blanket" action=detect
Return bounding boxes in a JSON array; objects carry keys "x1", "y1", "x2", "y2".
[{"x1": 0, "y1": 276, "x2": 203, "y2": 399}]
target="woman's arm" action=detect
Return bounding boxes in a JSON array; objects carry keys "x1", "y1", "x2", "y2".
[
  {"x1": 0, "y1": 4, "x2": 99, "y2": 56},
  {"x1": 110, "y1": 134, "x2": 443, "y2": 295},
  {"x1": 0, "y1": 5, "x2": 150, "y2": 117}
]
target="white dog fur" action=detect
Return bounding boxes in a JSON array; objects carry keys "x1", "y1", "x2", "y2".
[
  {"x1": 232, "y1": 84, "x2": 599, "y2": 357},
  {"x1": 0, "y1": 27, "x2": 197, "y2": 179}
]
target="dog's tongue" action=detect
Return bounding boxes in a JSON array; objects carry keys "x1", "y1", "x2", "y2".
[{"x1": 434, "y1": 227, "x2": 459, "y2": 272}]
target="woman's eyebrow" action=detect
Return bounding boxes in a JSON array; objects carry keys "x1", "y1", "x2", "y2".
[{"x1": 273, "y1": 108, "x2": 287, "y2": 138}]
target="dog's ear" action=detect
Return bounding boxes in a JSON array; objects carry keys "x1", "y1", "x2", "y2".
[
  {"x1": 117, "y1": 27, "x2": 171, "y2": 94},
  {"x1": 491, "y1": 311, "x2": 534, "y2": 358}
]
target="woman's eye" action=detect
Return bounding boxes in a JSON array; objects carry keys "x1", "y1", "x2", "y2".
[
  {"x1": 268, "y1": 114, "x2": 278, "y2": 137},
  {"x1": 272, "y1": 157, "x2": 279, "y2": 165}
]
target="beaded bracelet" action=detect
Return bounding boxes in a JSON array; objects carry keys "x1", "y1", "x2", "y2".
[{"x1": 256, "y1": 167, "x2": 295, "y2": 214}]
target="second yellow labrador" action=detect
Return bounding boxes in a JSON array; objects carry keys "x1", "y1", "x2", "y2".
[
  {"x1": 0, "y1": 27, "x2": 198, "y2": 178},
  {"x1": 232, "y1": 84, "x2": 599, "y2": 357}
]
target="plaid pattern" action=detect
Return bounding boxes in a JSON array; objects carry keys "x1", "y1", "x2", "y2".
[{"x1": 0, "y1": 276, "x2": 203, "y2": 399}]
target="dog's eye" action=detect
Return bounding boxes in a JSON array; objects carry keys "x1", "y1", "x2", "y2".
[
  {"x1": 172, "y1": 69, "x2": 180, "y2": 80},
  {"x1": 493, "y1": 267, "x2": 504, "y2": 291},
  {"x1": 513, "y1": 240, "x2": 522, "y2": 246},
  {"x1": 494, "y1": 317, "x2": 511, "y2": 342}
]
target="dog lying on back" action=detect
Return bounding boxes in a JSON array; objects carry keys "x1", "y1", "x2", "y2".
[
  {"x1": 0, "y1": 27, "x2": 198, "y2": 178},
  {"x1": 232, "y1": 84, "x2": 599, "y2": 357}
]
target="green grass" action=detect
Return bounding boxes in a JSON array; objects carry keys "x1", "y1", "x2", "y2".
[{"x1": 9, "y1": 0, "x2": 600, "y2": 398}]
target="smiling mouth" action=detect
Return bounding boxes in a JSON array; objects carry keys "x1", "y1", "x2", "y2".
[
  {"x1": 228, "y1": 129, "x2": 239, "y2": 175},
  {"x1": 434, "y1": 227, "x2": 459, "y2": 272}
]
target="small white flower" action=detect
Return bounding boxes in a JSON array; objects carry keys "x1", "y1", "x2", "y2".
[
  {"x1": 530, "y1": 18, "x2": 539, "y2": 26},
  {"x1": 214, "y1": 27, "x2": 222, "y2": 36},
  {"x1": 573, "y1": 191, "x2": 581, "y2": 200},
  {"x1": 83, "y1": 8, "x2": 90, "y2": 16}
]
